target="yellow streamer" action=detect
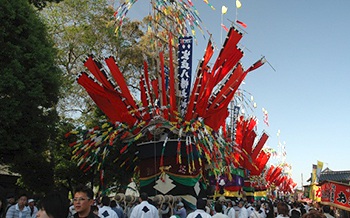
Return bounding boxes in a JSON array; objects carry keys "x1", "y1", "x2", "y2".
[
  {"x1": 102, "y1": 123, "x2": 109, "y2": 129},
  {"x1": 236, "y1": 0, "x2": 242, "y2": 9}
]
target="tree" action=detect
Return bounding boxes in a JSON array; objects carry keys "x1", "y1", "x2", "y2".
[
  {"x1": 40, "y1": 0, "x2": 175, "y2": 192},
  {"x1": 39, "y1": 0, "x2": 148, "y2": 192},
  {"x1": 52, "y1": 120, "x2": 94, "y2": 196},
  {"x1": 41, "y1": 0, "x2": 146, "y2": 124},
  {"x1": 0, "y1": 0, "x2": 61, "y2": 193},
  {"x1": 29, "y1": 0, "x2": 62, "y2": 10}
]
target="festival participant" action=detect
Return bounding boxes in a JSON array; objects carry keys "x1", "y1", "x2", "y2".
[
  {"x1": 73, "y1": 185, "x2": 99, "y2": 218},
  {"x1": 5, "y1": 194, "x2": 15, "y2": 213},
  {"x1": 276, "y1": 202, "x2": 289, "y2": 218},
  {"x1": 98, "y1": 196, "x2": 118, "y2": 218},
  {"x1": 249, "y1": 204, "x2": 261, "y2": 218},
  {"x1": 0, "y1": 195, "x2": 8, "y2": 218},
  {"x1": 205, "y1": 200, "x2": 213, "y2": 215},
  {"x1": 36, "y1": 192, "x2": 70, "y2": 218},
  {"x1": 257, "y1": 201, "x2": 266, "y2": 218},
  {"x1": 224, "y1": 200, "x2": 236, "y2": 218},
  {"x1": 110, "y1": 200, "x2": 124, "y2": 218},
  {"x1": 27, "y1": 199, "x2": 38, "y2": 218},
  {"x1": 299, "y1": 204, "x2": 306, "y2": 216},
  {"x1": 237, "y1": 200, "x2": 248, "y2": 218},
  {"x1": 302, "y1": 210, "x2": 326, "y2": 218},
  {"x1": 69, "y1": 203, "x2": 76, "y2": 217},
  {"x1": 124, "y1": 199, "x2": 137, "y2": 218},
  {"x1": 0, "y1": 195, "x2": 7, "y2": 218},
  {"x1": 212, "y1": 202, "x2": 229, "y2": 218},
  {"x1": 289, "y1": 202, "x2": 301, "y2": 218},
  {"x1": 186, "y1": 198, "x2": 212, "y2": 218},
  {"x1": 218, "y1": 197, "x2": 227, "y2": 214},
  {"x1": 265, "y1": 199, "x2": 274, "y2": 218},
  {"x1": 6, "y1": 194, "x2": 31, "y2": 218},
  {"x1": 321, "y1": 205, "x2": 334, "y2": 218},
  {"x1": 129, "y1": 192, "x2": 159, "y2": 218},
  {"x1": 91, "y1": 205, "x2": 99, "y2": 217},
  {"x1": 173, "y1": 201, "x2": 186, "y2": 218},
  {"x1": 245, "y1": 203, "x2": 254, "y2": 218},
  {"x1": 160, "y1": 202, "x2": 171, "y2": 218},
  {"x1": 302, "y1": 202, "x2": 310, "y2": 213}
]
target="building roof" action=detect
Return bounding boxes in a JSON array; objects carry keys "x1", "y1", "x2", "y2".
[{"x1": 319, "y1": 168, "x2": 350, "y2": 183}]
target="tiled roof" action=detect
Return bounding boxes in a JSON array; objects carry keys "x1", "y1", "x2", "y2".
[{"x1": 319, "y1": 168, "x2": 350, "y2": 183}]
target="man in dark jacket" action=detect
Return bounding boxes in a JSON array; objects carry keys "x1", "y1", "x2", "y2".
[{"x1": 73, "y1": 185, "x2": 99, "y2": 218}]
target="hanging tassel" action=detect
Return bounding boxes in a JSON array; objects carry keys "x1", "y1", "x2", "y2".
[
  {"x1": 120, "y1": 145, "x2": 128, "y2": 154},
  {"x1": 189, "y1": 137, "x2": 196, "y2": 171},
  {"x1": 176, "y1": 139, "x2": 182, "y2": 164},
  {"x1": 160, "y1": 135, "x2": 168, "y2": 167},
  {"x1": 186, "y1": 136, "x2": 192, "y2": 173}
]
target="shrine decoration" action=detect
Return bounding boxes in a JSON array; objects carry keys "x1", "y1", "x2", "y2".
[
  {"x1": 66, "y1": 0, "x2": 271, "y2": 203},
  {"x1": 321, "y1": 180, "x2": 350, "y2": 211},
  {"x1": 209, "y1": 115, "x2": 272, "y2": 198}
]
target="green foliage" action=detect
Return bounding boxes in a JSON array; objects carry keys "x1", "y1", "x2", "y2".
[
  {"x1": 41, "y1": 0, "x2": 122, "y2": 123},
  {"x1": 29, "y1": 0, "x2": 62, "y2": 10},
  {"x1": 0, "y1": 0, "x2": 179, "y2": 194},
  {"x1": 38, "y1": 0, "x2": 146, "y2": 191},
  {"x1": 52, "y1": 120, "x2": 94, "y2": 194},
  {"x1": 0, "y1": 0, "x2": 61, "y2": 193}
]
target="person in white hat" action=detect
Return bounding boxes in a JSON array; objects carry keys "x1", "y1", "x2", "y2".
[{"x1": 27, "y1": 199, "x2": 38, "y2": 218}]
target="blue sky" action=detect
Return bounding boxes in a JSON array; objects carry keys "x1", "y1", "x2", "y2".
[{"x1": 122, "y1": 0, "x2": 350, "y2": 189}]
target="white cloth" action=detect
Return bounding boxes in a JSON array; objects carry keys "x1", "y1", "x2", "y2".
[
  {"x1": 259, "y1": 207, "x2": 266, "y2": 218},
  {"x1": 249, "y1": 211, "x2": 261, "y2": 218},
  {"x1": 234, "y1": 206, "x2": 240, "y2": 218},
  {"x1": 27, "y1": 206, "x2": 38, "y2": 218},
  {"x1": 6, "y1": 203, "x2": 31, "y2": 218},
  {"x1": 98, "y1": 205, "x2": 119, "y2": 218},
  {"x1": 224, "y1": 207, "x2": 236, "y2": 218},
  {"x1": 186, "y1": 209, "x2": 212, "y2": 218},
  {"x1": 125, "y1": 182, "x2": 140, "y2": 197},
  {"x1": 276, "y1": 215, "x2": 289, "y2": 218},
  {"x1": 129, "y1": 201, "x2": 159, "y2": 218},
  {"x1": 212, "y1": 213, "x2": 229, "y2": 218},
  {"x1": 324, "y1": 213, "x2": 334, "y2": 218},
  {"x1": 238, "y1": 207, "x2": 249, "y2": 218},
  {"x1": 246, "y1": 206, "x2": 254, "y2": 217}
]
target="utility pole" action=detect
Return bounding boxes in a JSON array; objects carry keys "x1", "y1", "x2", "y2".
[{"x1": 301, "y1": 173, "x2": 303, "y2": 190}]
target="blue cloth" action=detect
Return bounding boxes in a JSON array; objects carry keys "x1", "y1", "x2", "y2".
[
  {"x1": 174, "y1": 207, "x2": 187, "y2": 218},
  {"x1": 112, "y1": 206, "x2": 124, "y2": 218},
  {"x1": 6, "y1": 204, "x2": 31, "y2": 218}
]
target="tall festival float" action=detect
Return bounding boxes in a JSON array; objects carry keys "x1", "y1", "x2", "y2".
[{"x1": 66, "y1": 0, "x2": 296, "y2": 208}]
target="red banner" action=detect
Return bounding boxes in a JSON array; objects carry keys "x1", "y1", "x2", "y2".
[{"x1": 321, "y1": 180, "x2": 350, "y2": 211}]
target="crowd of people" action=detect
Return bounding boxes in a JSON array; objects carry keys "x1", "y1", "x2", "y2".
[
  {"x1": 0, "y1": 188, "x2": 346, "y2": 218},
  {"x1": 0, "y1": 186, "x2": 161, "y2": 218},
  {"x1": 0, "y1": 192, "x2": 70, "y2": 218},
  {"x1": 182, "y1": 197, "x2": 340, "y2": 218}
]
